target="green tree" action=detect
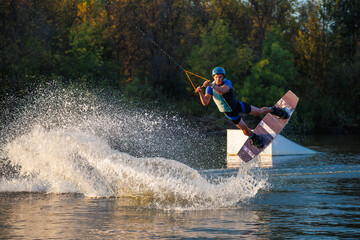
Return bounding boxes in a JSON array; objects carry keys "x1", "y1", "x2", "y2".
[
  {"x1": 105, "y1": 0, "x2": 195, "y2": 98},
  {"x1": 59, "y1": 0, "x2": 120, "y2": 85},
  {"x1": 323, "y1": 0, "x2": 360, "y2": 62},
  {"x1": 187, "y1": 19, "x2": 253, "y2": 87},
  {"x1": 294, "y1": 1, "x2": 334, "y2": 132},
  {"x1": 204, "y1": 0, "x2": 252, "y2": 44},
  {"x1": 321, "y1": 0, "x2": 360, "y2": 131},
  {"x1": 248, "y1": 0, "x2": 296, "y2": 60},
  {"x1": 241, "y1": 27, "x2": 297, "y2": 107},
  {"x1": 295, "y1": 3, "x2": 329, "y2": 94},
  {"x1": 64, "y1": 22, "x2": 104, "y2": 78},
  {"x1": 0, "y1": 0, "x2": 55, "y2": 80}
]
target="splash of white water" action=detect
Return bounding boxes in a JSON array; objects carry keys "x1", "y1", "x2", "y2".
[
  {"x1": 0, "y1": 82, "x2": 268, "y2": 209},
  {"x1": 2, "y1": 126, "x2": 266, "y2": 208}
]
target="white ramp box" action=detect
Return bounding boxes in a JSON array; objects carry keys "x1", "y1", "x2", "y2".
[{"x1": 227, "y1": 129, "x2": 318, "y2": 168}]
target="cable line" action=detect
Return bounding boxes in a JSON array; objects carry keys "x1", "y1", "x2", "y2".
[{"x1": 103, "y1": 0, "x2": 210, "y2": 90}]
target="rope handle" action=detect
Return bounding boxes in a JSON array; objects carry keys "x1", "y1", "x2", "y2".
[{"x1": 184, "y1": 70, "x2": 211, "y2": 91}]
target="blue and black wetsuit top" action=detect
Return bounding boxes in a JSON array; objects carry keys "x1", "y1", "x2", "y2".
[
  {"x1": 205, "y1": 79, "x2": 239, "y2": 113},
  {"x1": 206, "y1": 79, "x2": 252, "y2": 125}
]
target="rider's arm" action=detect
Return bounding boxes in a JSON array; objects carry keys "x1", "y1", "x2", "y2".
[
  {"x1": 203, "y1": 80, "x2": 230, "y2": 95},
  {"x1": 195, "y1": 86, "x2": 211, "y2": 106},
  {"x1": 212, "y1": 84, "x2": 230, "y2": 94}
]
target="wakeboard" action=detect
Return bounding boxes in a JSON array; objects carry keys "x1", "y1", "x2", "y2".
[{"x1": 237, "y1": 90, "x2": 299, "y2": 163}]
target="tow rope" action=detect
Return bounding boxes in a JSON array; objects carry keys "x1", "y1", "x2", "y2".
[{"x1": 105, "y1": 0, "x2": 210, "y2": 90}]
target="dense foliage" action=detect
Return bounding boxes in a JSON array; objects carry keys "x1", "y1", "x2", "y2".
[{"x1": 1, "y1": 0, "x2": 359, "y2": 133}]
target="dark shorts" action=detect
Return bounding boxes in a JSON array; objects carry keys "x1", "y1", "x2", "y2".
[{"x1": 224, "y1": 101, "x2": 252, "y2": 125}]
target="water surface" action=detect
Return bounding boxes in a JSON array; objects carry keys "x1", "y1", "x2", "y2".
[{"x1": 0, "y1": 84, "x2": 359, "y2": 239}]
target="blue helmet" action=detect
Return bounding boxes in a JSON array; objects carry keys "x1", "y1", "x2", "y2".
[{"x1": 212, "y1": 67, "x2": 226, "y2": 76}]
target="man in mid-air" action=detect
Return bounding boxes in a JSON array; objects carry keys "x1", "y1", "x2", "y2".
[{"x1": 195, "y1": 67, "x2": 289, "y2": 148}]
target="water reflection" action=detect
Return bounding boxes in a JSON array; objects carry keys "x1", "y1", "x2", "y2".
[{"x1": 0, "y1": 193, "x2": 272, "y2": 239}]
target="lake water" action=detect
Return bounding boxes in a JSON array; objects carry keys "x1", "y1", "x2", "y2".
[
  {"x1": 1, "y1": 133, "x2": 359, "y2": 239},
  {"x1": 0, "y1": 85, "x2": 359, "y2": 239}
]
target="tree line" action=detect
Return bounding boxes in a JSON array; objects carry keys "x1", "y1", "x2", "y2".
[{"x1": 1, "y1": 0, "x2": 359, "y2": 133}]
